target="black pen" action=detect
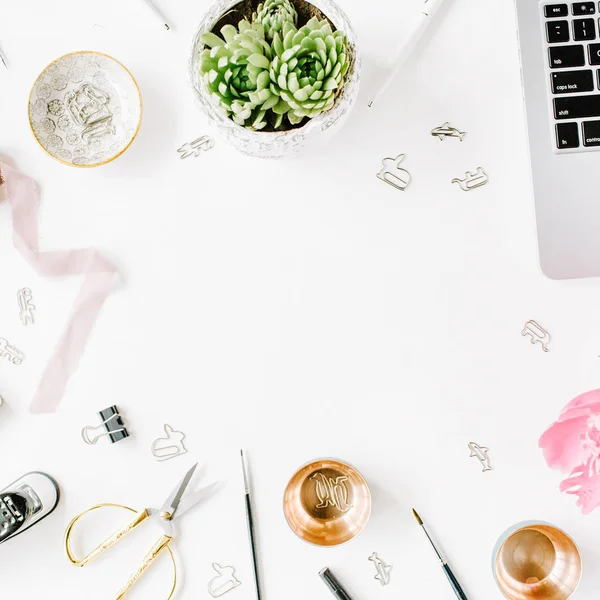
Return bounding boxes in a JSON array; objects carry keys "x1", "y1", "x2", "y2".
[
  {"x1": 319, "y1": 567, "x2": 354, "y2": 600},
  {"x1": 241, "y1": 450, "x2": 262, "y2": 600},
  {"x1": 412, "y1": 509, "x2": 469, "y2": 600}
]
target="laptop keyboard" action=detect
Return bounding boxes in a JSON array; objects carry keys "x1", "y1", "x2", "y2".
[{"x1": 542, "y1": 2, "x2": 600, "y2": 151}]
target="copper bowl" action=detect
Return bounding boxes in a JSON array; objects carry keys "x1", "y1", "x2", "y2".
[
  {"x1": 283, "y1": 458, "x2": 371, "y2": 546},
  {"x1": 493, "y1": 522, "x2": 582, "y2": 600}
]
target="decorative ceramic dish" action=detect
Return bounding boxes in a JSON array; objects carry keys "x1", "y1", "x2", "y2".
[
  {"x1": 283, "y1": 458, "x2": 371, "y2": 546},
  {"x1": 28, "y1": 51, "x2": 142, "y2": 168}
]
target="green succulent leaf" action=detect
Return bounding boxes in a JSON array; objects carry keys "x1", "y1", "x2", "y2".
[
  {"x1": 199, "y1": 19, "x2": 274, "y2": 128},
  {"x1": 266, "y1": 14, "x2": 350, "y2": 127},
  {"x1": 248, "y1": 53, "x2": 271, "y2": 69},
  {"x1": 252, "y1": 0, "x2": 298, "y2": 40},
  {"x1": 202, "y1": 32, "x2": 226, "y2": 48}
]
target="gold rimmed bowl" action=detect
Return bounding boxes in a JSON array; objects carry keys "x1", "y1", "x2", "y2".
[
  {"x1": 28, "y1": 51, "x2": 142, "y2": 168},
  {"x1": 283, "y1": 458, "x2": 371, "y2": 546},
  {"x1": 493, "y1": 522, "x2": 582, "y2": 600}
]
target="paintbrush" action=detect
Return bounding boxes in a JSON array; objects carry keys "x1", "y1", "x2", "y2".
[
  {"x1": 412, "y1": 508, "x2": 469, "y2": 600},
  {"x1": 241, "y1": 450, "x2": 262, "y2": 600}
]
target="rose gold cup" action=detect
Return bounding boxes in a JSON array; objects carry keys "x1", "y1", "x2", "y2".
[
  {"x1": 283, "y1": 458, "x2": 371, "y2": 546},
  {"x1": 493, "y1": 522, "x2": 582, "y2": 600}
]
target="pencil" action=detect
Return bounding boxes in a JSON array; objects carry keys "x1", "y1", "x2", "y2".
[
  {"x1": 241, "y1": 450, "x2": 262, "y2": 600},
  {"x1": 412, "y1": 508, "x2": 469, "y2": 600}
]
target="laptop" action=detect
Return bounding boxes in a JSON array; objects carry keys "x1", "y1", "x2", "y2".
[{"x1": 515, "y1": 0, "x2": 600, "y2": 279}]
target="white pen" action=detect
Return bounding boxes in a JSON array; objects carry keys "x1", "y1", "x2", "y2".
[
  {"x1": 0, "y1": 45, "x2": 8, "y2": 69},
  {"x1": 141, "y1": 0, "x2": 171, "y2": 31},
  {"x1": 368, "y1": 0, "x2": 445, "y2": 107}
]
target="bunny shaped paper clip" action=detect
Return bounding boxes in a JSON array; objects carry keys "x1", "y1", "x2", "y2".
[{"x1": 151, "y1": 424, "x2": 188, "y2": 462}]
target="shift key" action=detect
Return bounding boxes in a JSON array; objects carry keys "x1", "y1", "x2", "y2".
[
  {"x1": 554, "y1": 94, "x2": 600, "y2": 119},
  {"x1": 549, "y1": 44, "x2": 585, "y2": 68}
]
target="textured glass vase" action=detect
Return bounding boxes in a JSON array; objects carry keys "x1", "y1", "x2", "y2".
[{"x1": 189, "y1": 0, "x2": 360, "y2": 159}]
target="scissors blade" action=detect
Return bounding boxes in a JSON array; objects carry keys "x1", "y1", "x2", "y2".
[
  {"x1": 161, "y1": 463, "x2": 198, "y2": 518},
  {"x1": 174, "y1": 481, "x2": 220, "y2": 519}
]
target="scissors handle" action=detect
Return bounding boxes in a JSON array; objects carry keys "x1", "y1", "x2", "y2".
[
  {"x1": 65, "y1": 505, "x2": 150, "y2": 567},
  {"x1": 114, "y1": 534, "x2": 173, "y2": 600}
]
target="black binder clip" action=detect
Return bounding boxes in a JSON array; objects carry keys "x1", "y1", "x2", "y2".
[{"x1": 81, "y1": 406, "x2": 129, "y2": 445}]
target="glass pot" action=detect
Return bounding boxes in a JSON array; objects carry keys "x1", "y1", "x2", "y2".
[{"x1": 189, "y1": 0, "x2": 360, "y2": 159}]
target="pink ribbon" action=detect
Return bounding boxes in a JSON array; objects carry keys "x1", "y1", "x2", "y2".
[{"x1": 1, "y1": 163, "x2": 119, "y2": 413}]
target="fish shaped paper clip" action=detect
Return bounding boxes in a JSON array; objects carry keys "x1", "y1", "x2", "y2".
[
  {"x1": 208, "y1": 563, "x2": 241, "y2": 598},
  {"x1": 452, "y1": 167, "x2": 489, "y2": 191},
  {"x1": 431, "y1": 121, "x2": 466, "y2": 142},
  {"x1": 377, "y1": 154, "x2": 412, "y2": 191},
  {"x1": 468, "y1": 442, "x2": 492, "y2": 472},
  {"x1": 151, "y1": 423, "x2": 188, "y2": 461},
  {"x1": 0, "y1": 338, "x2": 24, "y2": 365},
  {"x1": 369, "y1": 552, "x2": 392, "y2": 586},
  {"x1": 17, "y1": 288, "x2": 35, "y2": 325}
]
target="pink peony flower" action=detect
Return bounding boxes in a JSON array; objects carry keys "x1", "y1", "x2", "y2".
[{"x1": 540, "y1": 388, "x2": 600, "y2": 514}]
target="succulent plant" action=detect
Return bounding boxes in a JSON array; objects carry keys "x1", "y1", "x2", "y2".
[
  {"x1": 253, "y1": 0, "x2": 298, "y2": 40},
  {"x1": 267, "y1": 18, "x2": 349, "y2": 126},
  {"x1": 198, "y1": 3, "x2": 352, "y2": 132},
  {"x1": 199, "y1": 21, "x2": 273, "y2": 130}
]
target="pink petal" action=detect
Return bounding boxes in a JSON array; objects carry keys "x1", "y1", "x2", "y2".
[
  {"x1": 539, "y1": 416, "x2": 591, "y2": 472},
  {"x1": 559, "y1": 463, "x2": 600, "y2": 514},
  {"x1": 558, "y1": 388, "x2": 600, "y2": 421}
]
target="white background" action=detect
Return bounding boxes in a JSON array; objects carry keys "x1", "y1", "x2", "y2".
[{"x1": 2, "y1": 0, "x2": 600, "y2": 598}]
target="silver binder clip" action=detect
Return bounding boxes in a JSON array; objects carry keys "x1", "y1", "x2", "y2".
[{"x1": 81, "y1": 406, "x2": 129, "y2": 445}]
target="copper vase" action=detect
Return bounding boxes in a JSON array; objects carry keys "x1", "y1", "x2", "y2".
[
  {"x1": 283, "y1": 458, "x2": 371, "y2": 546},
  {"x1": 493, "y1": 522, "x2": 582, "y2": 600}
]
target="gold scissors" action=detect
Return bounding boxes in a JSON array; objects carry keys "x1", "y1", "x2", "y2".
[{"x1": 65, "y1": 463, "x2": 218, "y2": 599}]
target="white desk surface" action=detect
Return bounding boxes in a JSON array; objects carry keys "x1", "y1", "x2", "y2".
[{"x1": 2, "y1": 0, "x2": 600, "y2": 598}]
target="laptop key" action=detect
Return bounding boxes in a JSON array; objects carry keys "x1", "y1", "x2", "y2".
[
  {"x1": 549, "y1": 44, "x2": 585, "y2": 67},
  {"x1": 582, "y1": 120, "x2": 600, "y2": 145},
  {"x1": 556, "y1": 122, "x2": 580, "y2": 148},
  {"x1": 589, "y1": 43, "x2": 600, "y2": 64},
  {"x1": 545, "y1": 3, "x2": 569, "y2": 16},
  {"x1": 551, "y1": 69, "x2": 595, "y2": 92},
  {"x1": 573, "y1": 18, "x2": 596, "y2": 39},
  {"x1": 547, "y1": 20, "x2": 571, "y2": 42},
  {"x1": 572, "y1": 2, "x2": 595, "y2": 14},
  {"x1": 554, "y1": 94, "x2": 600, "y2": 118}
]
